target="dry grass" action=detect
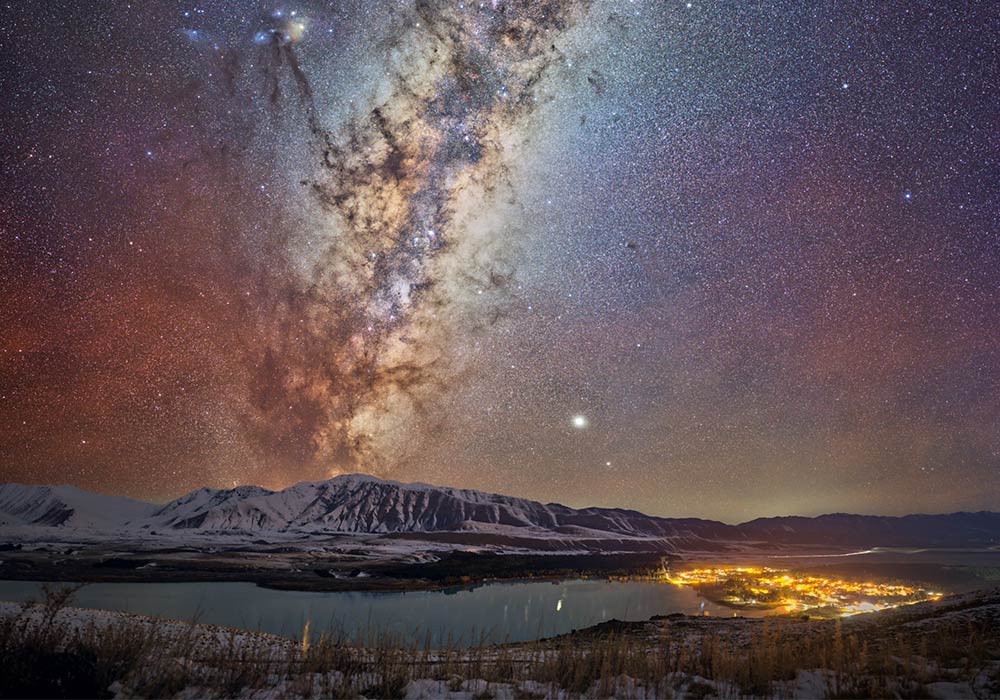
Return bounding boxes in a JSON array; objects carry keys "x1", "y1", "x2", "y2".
[{"x1": 0, "y1": 585, "x2": 997, "y2": 698}]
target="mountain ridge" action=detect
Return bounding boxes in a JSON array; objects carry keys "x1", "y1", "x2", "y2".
[{"x1": 1, "y1": 475, "x2": 998, "y2": 549}]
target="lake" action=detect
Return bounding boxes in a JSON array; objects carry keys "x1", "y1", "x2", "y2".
[{"x1": 0, "y1": 579, "x2": 742, "y2": 646}]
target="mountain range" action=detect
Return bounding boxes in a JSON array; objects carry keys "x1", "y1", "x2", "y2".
[{"x1": 1, "y1": 474, "x2": 998, "y2": 549}]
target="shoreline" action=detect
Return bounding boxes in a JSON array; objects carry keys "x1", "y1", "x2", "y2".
[
  {"x1": 0, "y1": 548, "x2": 675, "y2": 593},
  {"x1": 2, "y1": 587, "x2": 997, "y2": 698}
]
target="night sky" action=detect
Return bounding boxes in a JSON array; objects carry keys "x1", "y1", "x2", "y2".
[{"x1": 2, "y1": 1, "x2": 999, "y2": 521}]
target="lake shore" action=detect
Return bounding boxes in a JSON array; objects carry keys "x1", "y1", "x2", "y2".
[
  {"x1": 3, "y1": 534, "x2": 996, "y2": 595},
  {"x1": 0, "y1": 546, "x2": 674, "y2": 592}
]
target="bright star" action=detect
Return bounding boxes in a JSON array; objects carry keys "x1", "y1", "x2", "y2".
[{"x1": 571, "y1": 414, "x2": 589, "y2": 429}]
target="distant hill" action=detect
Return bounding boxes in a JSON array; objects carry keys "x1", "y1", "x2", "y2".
[
  {"x1": 1, "y1": 475, "x2": 998, "y2": 549},
  {"x1": 738, "y1": 511, "x2": 1000, "y2": 548},
  {"x1": 0, "y1": 484, "x2": 157, "y2": 530}
]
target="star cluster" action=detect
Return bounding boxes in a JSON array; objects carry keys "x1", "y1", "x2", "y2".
[{"x1": 2, "y1": 1, "x2": 999, "y2": 520}]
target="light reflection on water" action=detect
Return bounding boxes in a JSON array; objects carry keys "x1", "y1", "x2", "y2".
[{"x1": 0, "y1": 579, "x2": 748, "y2": 646}]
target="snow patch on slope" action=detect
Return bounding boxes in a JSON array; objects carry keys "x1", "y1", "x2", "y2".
[{"x1": 0, "y1": 483, "x2": 157, "y2": 530}]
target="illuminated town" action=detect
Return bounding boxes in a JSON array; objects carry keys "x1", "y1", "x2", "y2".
[{"x1": 662, "y1": 566, "x2": 941, "y2": 617}]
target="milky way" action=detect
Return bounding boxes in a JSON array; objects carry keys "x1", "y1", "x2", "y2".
[
  {"x1": 2, "y1": 1, "x2": 999, "y2": 520},
  {"x1": 242, "y1": 0, "x2": 592, "y2": 475}
]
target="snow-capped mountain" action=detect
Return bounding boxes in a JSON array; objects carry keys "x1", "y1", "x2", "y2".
[
  {"x1": 146, "y1": 474, "x2": 566, "y2": 533},
  {"x1": 135, "y1": 474, "x2": 733, "y2": 541},
  {"x1": 148, "y1": 485, "x2": 274, "y2": 529},
  {"x1": 1, "y1": 475, "x2": 999, "y2": 548},
  {"x1": 0, "y1": 483, "x2": 157, "y2": 530}
]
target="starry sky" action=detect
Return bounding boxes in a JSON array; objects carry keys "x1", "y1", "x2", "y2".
[{"x1": 2, "y1": 1, "x2": 999, "y2": 521}]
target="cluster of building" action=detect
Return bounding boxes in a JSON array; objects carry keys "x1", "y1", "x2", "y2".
[{"x1": 662, "y1": 565, "x2": 940, "y2": 616}]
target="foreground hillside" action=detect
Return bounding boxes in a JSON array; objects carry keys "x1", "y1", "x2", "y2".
[{"x1": 2, "y1": 586, "x2": 998, "y2": 699}]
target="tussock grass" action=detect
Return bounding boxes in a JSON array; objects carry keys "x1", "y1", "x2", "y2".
[{"x1": 0, "y1": 585, "x2": 997, "y2": 698}]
